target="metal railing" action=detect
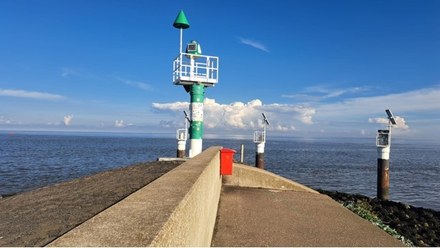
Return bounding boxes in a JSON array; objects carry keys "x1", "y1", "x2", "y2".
[{"x1": 173, "y1": 53, "x2": 219, "y2": 86}]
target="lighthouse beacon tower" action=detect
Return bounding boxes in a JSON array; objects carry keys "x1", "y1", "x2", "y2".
[{"x1": 172, "y1": 10, "x2": 219, "y2": 158}]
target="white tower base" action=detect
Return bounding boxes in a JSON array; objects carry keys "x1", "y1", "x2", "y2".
[
  {"x1": 377, "y1": 146, "x2": 390, "y2": 160},
  {"x1": 178, "y1": 140, "x2": 186, "y2": 151},
  {"x1": 189, "y1": 139, "x2": 203, "y2": 158},
  {"x1": 256, "y1": 142, "x2": 265, "y2": 154}
]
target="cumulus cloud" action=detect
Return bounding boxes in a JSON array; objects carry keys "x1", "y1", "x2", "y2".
[
  {"x1": 0, "y1": 88, "x2": 66, "y2": 100},
  {"x1": 63, "y1": 114, "x2": 74, "y2": 126},
  {"x1": 152, "y1": 98, "x2": 315, "y2": 132},
  {"x1": 263, "y1": 103, "x2": 315, "y2": 125},
  {"x1": 153, "y1": 86, "x2": 437, "y2": 138},
  {"x1": 368, "y1": 116, "x2": 409, "y2": 129},
  {"x1": 114, "y1": 120, "x2": 125, "y2": 128},
  {"x1": 238, "y1": 37, "x2": 269, "y2": 52}
]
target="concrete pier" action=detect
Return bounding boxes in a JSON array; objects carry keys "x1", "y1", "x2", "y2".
[
  {"x1": 1, "y1": 147, "x2": 404, "y2": 247},
  {"x1": 212, "y1": 186, "x2": 402, "y2": 246},
  {"x1": 0, "y1": 161, "x2": 182, "y2": 247},
  {"x1": 49, "y1": 147, "x2": 222, "y2": 247}
]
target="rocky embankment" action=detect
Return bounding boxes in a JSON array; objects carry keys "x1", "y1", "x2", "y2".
[{"x1": 319, "y1": 189, "x2": 440, "y2": 247}]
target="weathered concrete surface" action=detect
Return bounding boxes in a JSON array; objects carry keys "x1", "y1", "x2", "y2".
[
  {"x1": 223, "y1": 163, "x2": 319, "y2": 193},
  {"x1": 212, "y1": 186, "x2": 404, "y2": 247},
  {"x1": 49, "y1": 146, "x2": 222, "y2": 247},
  {"x1": 150, "y1": 147, "x2": 221, "y2": 246},
  {"x1": 0, "y1": 161, "x2": 182, "y2": 247}
]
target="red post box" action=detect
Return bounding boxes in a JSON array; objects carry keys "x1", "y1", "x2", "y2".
[{"x1": 220, "y1": 148, "x2": 236, "y2": 175}]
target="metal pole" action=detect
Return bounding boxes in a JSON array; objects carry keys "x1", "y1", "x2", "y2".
[
  {"x1": 240, "y1": 144, "x2": 244, "y2": 163},
  {"x1": 189, "y1": 83, "x2": 204, "y2": 157},
  {"x1": 179, "y1": 28, "x2": 183, "y2": 54},
  {"x1": 377, "y1": 156, "x2": 390, "y2": 200}
]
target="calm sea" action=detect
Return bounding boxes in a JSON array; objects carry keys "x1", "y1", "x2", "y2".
[{"x1": 1, "y1": 131, "x2": 439, "y2": 210}]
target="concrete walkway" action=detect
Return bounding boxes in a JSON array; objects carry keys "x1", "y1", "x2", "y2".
[
  {"x1": 0, "y1": 161, "x2": 182, "y2": 247},
  {"x1": 212, "y1": 186, "x2": 404, "y2": 247}
]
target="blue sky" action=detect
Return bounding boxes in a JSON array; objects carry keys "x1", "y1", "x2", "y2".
[{"x1": 1, "y1": 0, "x2": 439, "y2": 140}]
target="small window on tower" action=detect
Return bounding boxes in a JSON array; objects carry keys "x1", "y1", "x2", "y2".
[{"x1": 187, "y1": 44, "x2": 197, "y2": 52}]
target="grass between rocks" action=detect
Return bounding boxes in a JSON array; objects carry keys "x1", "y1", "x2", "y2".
[
  {"x1": 343, "y1": 200, "x2": 414, "y2": 246},
  {"x1": 318, "y1": 189, "x2": 440, "y2": 247}
]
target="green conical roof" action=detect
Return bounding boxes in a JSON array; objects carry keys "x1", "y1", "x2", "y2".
[{"x1": 173, "y1": 10, "x2": 190, "y2": 29}]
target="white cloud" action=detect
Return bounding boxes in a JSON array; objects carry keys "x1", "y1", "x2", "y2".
[
  {"x1": 0, "y1": 88, "x2": 66, "y2": 100},
  {"x1": 152, "y1": 101, "x2": 189, "y2": 111},
  {"x1": 238, "y1": 37, "x2": 269, "y2": 53},
  {"x1": 116, "y1": 77, "x2": 153, "y2": 92},
  {"x1": 0, "y1": 116, "x2": 12, "y2": 125},
  {"x1": 159, "y1": 120, "x2": 177, "y2": 128},
  {"x1": 307, "y1": 85, "x2": 367, "y2": 95},
  {"x1": 395, "y1": 117, "x2": 409, "y2": 129},
  {"x1": 263, "y1": 103, "x2": 315, "y2": 125},
  {"x1": 316, "y1": 87, "x2": 440, "y2": 119},
  {"x1": 285, "y1": 86, "x2": 440, "y2": 138},
  {"x1": 281, "y1": 93, "x2": 322, "y2": 102},
  {"x1": 61, "y1": 67, "x2": 78, "y2": 77},
  {"x1": 368, "y1": 116, "x2": 409, "y2": 129},
  {"x1": 368, "y1": 117, "x2": 388, "y2": 125},
  {"x1": 149, "y1": 86, "x2": 436, "y2": 138},
  {"x1": 152, "y1": 98, "x2": 315, "y2": 132},
  {"x1": 63, "y1": 114, "x2": 74, "y2": 126},
  {"x1": 282, "y1": 86, "x2": 369, "y2": 102},
  {"x1": 60, "y1": 67, "x2": 100, "y2": 80},
  {"x1": 114, "y1": 120, "x2": 125, "y2": 128}
]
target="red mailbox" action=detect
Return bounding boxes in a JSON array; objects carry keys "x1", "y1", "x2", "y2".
[{"x1": 220, "y1": 148, "x2": 236, "y2": 175}]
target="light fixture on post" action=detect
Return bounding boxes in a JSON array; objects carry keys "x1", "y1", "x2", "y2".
[
  {"x1": 376, "y1": 109, "x2": 397, "y2": 200},
  {"x1": 176, "y1": 111, "x2": 191, "y2": 158},
  {"x1": 254, "y1": 113, "x2": 270, "y2": 169}
]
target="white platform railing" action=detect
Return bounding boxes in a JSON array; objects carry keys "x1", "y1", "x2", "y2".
[{"x1": 173, "y1": 53, "x2": 219, "y2": 86}]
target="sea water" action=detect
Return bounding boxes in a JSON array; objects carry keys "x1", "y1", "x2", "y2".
[{"x1": 1, "y1": 131, "x2": 439, "y2": 210}]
